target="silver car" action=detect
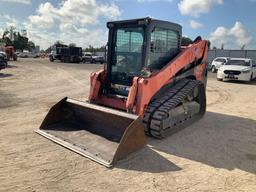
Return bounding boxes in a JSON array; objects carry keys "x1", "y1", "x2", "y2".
[{"x1": 210, "y1": 57, "x2": 230, "y2": 73}]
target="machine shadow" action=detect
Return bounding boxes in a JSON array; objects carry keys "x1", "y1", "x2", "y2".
[
  {"x1": 7, "y1": 64, "x2": 18, "y2": 68},
  {"x1": 0, "y1": 91, "x2": 19, "y2": 108},
  {"x1": 150, "y1": 111, "x2": 256, "y2": 174},
  {"x1": 0, "y1": 73, "x2": 13, "y2": 78},
  {"x1": 116, "y1": 146, "x2": 182, "y2": 173}
]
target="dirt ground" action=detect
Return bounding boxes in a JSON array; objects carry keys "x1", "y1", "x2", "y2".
[{"x1": 0, "y1": 58, "x2": 256, "y2": 192}]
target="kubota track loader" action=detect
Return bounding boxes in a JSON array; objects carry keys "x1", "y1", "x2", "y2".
[{"x1": 36, "y1": 18, "x2": 209, "y2": 167}]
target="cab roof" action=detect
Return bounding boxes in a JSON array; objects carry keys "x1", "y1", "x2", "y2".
[
  {"x1": 230, "y1": 58, "x2": 251, "y2": 62},
  {"x1": 215, "y1": 57, "x2": 230, "y2": 59},
  {"x1": 107, "y1": 17, "x2": 182, "y2": 33}
]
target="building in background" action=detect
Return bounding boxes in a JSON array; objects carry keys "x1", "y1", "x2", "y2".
[{"x1": 33, "y1": 46, "x2": 40, "y2": 53}]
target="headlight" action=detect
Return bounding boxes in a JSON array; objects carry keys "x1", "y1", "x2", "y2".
[
  {"x1": 218, "y1": 67, "x2": 223, "y2": 72},
  {"x1": 242, "y1": 69, "x2": 251, "y2": 73}
]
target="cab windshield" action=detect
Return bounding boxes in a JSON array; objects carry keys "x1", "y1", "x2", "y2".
[
  {"x1": 111, "y1": 27, "x2": 144, "y2": 84},
  {"x1": 226, "y1": 60, "x2": 250, "y2": 66}
]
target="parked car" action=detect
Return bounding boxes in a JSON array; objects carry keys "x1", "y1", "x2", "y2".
[
  {"x1": 82, "y1": 53, "x2": 105, "y2": 64},
  {"x1": 0, "y1": 51, "x2": 7, "y2": 60},
  {"x1": 210, "y1": 57, "x2": 230, "y2": 73},
  {"x1": 18, "y1": 52, "x2": 42, "y2": 59},
  {"x1": 0, "y1": 52, "x2": 7, "y2": 71},
  {"x1": 19, "y1": 52, "x2": 29, "y2": 58},
  {"x1": 217, "y1": 58, "x2": 256, "y2": 82}
]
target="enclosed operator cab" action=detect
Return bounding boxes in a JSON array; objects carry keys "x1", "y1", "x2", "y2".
[{"x1": 106, "y1": 17, "x2": 182, "y2": 96}]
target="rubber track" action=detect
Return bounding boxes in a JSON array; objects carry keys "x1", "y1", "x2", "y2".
[{"x1": 143, "y1": 79, "x2": 205, "y2": 139}]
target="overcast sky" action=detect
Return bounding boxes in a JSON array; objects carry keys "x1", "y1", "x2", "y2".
[{"x1": 0, "y1": 0, "x2": 255, "y2": 50}]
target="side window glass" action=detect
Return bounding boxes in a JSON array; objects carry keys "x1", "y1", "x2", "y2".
[
  {"x1": 116, "y1": 29, "x2": 143, "y2": 53},
  {"x1": 253, "y1": 60, "x2": 256, "y2": 67},
  {"x1": 148, "y1": 27, "x2": 179, "y2": 70},
  {"x1": 221, "y1": 59, "x2": 227, "y2": 63},
  {"x1": 112, "y1": 27, "x2": 144, "y2": 74}
]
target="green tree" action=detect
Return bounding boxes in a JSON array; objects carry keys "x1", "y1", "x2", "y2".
[
  {"x1": 208, "y1": 41, "x2": 211, "y2": 49},
  {"x1": 181, "y1": 36, "x2": 193, "y2": 46},
  {"x1": 1, "y1": 27, "x2": 36, "y2": 51},
  {"x1": 45, "y1": 46, "x2": 52, "y2": 53},
  {"x1": 27, "y1": 41, "x2": 35, "y2": 51},
  {"x1": 84, "y1": 45, "x2": 94, "y2": 52},
  {"x1": 84, "y1": 45, "x2": 106, "y2": 53},
  {"x1": 69, "y1": 43, "x2": 76, "y2": 47},
  {"x1": 54, "y1": 41, "x2": 66, "y2": 47},
  {"x1": 2, "y1": 29, "x2": 12, "y2": 46},
  {"x1": 13, "y1": 32, "x2": 29, "y2": 51}
]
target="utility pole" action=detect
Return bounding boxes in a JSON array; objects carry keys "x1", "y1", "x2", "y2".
[
  {"x1": 221, "y1": 43, "x2": 224, "y2": 50},
  {"x1": 21, "y1": 29, "x2": 27, "y2": 37},
  {"x1": 9, "y1": 26, "x2": 16, "y2": 41}
]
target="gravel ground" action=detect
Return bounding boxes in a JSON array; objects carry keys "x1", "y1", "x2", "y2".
[{"x1": 0, "y1": 58, "x2": 256, "y2": 192}]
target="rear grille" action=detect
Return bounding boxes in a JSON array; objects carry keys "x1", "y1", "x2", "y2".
[{"x1": 224, "y1": 70, "x2": 241, "y2": 75}]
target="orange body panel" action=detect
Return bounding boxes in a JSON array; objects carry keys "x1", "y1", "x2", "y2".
[
  {"x1": 4, "y1": 46, "x2": 17, "y2": 61},
  {"x1": 89, "y1": 39, "x2": 208, "y2": 117},
  {"x1": 5, "y1": 46, "x2": 15, "y2": 55},
  {"x1": 89, "y1": 69, "x2": 104, "y2": 101},
  {"x1": 135, "y1": 40, "x2": 208, "y2": 115},
  {"x1": 126, "y1": 77, "x2": 139, "y2": 112},
  {"x1": 94, "y1": 95, "x2": 126, "y2": 110}
]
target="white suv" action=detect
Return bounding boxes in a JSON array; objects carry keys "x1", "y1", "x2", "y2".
[
  {"x1": 217, "y1": 58, "x2": 256, "y2": 82},
  {"x1": 210, "y1": 57, "x2": 229, "y2": 73}
]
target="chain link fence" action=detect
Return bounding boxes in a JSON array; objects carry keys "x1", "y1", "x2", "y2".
[{"x1": 206, "y1": 49, "x2": 256, "y2": 68}]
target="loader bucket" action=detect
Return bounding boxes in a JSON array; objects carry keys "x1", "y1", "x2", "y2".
[{"x1": 35, "y1": 98, "x2": 146, "y2": 167}]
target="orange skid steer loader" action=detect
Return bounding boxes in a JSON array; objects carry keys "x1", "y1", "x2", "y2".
[
  {"x1": 36, "y1": 18, "x2": 209, "y2": 167},
  {"x1": 5, "y1": 46, "x2": 17, "y2": 61}
]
